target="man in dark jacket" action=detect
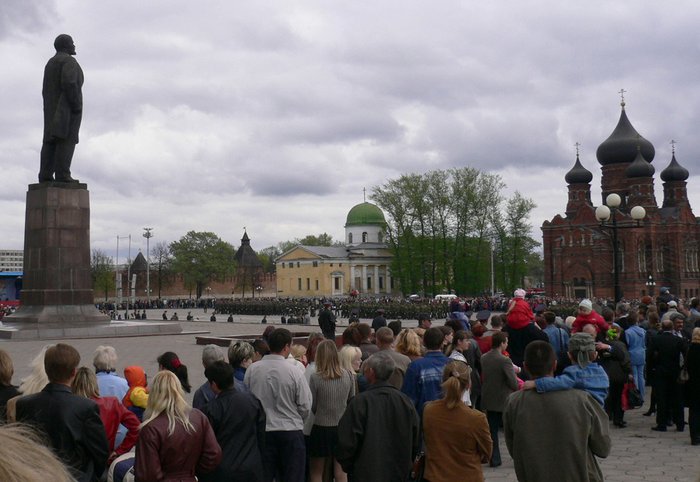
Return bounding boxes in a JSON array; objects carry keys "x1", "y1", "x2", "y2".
[
  {"x1": 647, "y1": 319, "x2": 688, "y2": 432},
  {"x1": 16, "y1": 343, "x2": 108, "y2": 482},
  {"x1": 371, "y1": 309, "x2": 387, "y2": 331},
  {"x1": 337, "y1": 352, "x2": 420, "y2": 482},
  {"x1": 505, "y1": 312, "x2": 548, "y2": 372},
  {"x1": 40, "y1": 34, "x2": 84, "y2": 183},
  {"x1": 201, "y1": 361, "x2": 266, "y2": 482},
  {"x1": 318, "y1": 301, "x2": 336, "y2": 340}
]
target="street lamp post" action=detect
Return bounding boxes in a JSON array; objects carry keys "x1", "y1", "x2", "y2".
[
  {"x1": 645, "y1": 274, "x2": 656, "y2": 297},
  {"x1": 595, "y1": 193, "x2": 646, "y2": 303},
  {"x1": 116, "y1": 235, "x2": 131, "y2": 312},
  {"x1": 143, "y1": 228, "x2": 153, "y2": 307}
]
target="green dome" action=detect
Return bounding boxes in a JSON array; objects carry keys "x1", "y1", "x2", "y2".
[{"x1": 345, "y1": 202, "x2": 386, "y2": 226}]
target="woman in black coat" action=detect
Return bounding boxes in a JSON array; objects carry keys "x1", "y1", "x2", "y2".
[
  {"x1": 598, "y1": 326, "x2": 631, "y2": 428},
  {"x1": 686, "y1": 328, "x2": 700, "y2": 445}
]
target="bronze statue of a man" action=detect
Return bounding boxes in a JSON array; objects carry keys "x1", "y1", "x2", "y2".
[{"x1": 39, "y1": 34, "x2": 83, "y2": 183}]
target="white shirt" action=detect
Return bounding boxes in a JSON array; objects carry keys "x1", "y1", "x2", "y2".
[{"x1": 244, "y1": 354, "x2": 312, "y2": 432}]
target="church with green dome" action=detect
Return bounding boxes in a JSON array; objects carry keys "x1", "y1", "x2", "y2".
[{"x1": 275, "y1": 201, "x2": 394, "y2": 297}]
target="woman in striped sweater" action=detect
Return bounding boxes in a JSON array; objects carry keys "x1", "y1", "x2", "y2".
[{"x1": 309, "y1": 340, "x2": 356, "y2": 482}]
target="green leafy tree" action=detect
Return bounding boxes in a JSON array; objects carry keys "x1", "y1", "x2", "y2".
[
  {"x1": 372, "y1": 168, "x2": 537, "y2": 297},
  {"x1": 91, "y1": 249, "x2": 114, "y2": 301},
  {"x1": 525, "y1": 251, "x2": 545, "y2": 287},
  {"x1": 151, "y1": 241, "x2": 174, "y2": 298},
  {"x1": 169, "y1": 231, "x2": 236, "y2": 299},
  {"x1": 297, "y1": 233, "x2": 337, "y2": 246},
  {"x1": 492, "y1": 192, "x2": 540, "y2": 293},
  {"x1": 257, "y1": 246, "x2": 281, "y2": 273}
]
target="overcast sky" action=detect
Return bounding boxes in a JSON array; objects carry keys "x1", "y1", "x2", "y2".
[{"x1": 2, "y1": 1, "x2": 700, "y2": 259}]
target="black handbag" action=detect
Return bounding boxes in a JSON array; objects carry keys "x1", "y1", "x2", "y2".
[{"x1": 624, "y1": 382, "x2": 643, "y2": 409}]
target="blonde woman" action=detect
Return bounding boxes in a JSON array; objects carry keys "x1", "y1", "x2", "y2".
[
  {"x1": 396, "y1": 329, "x2": 423, "y2": 361},
  {"x1": 0, "y1": 424, "x2": 74, "y2": 482},
  {"x1": 0, "y1": 349, "x2": 19, "y2": 420},
  {"x1": 340, "y1": 345, "x2": 362, "y2": 393},
  {"x1": 339, "y1": 345, "x2": 362, "y2": 374},
  {"x1": 309, "y1": 340, "x2": 356, "y2": 482},
  {"x1": 6, "y1": 344, "x2": 51, "y2": 422},
  {"x1": 135, "y1": 370, "x2": 221, "y2": 481},
  {"x1": 72, "y1": 367, "x2": 140, "y2": 464},
  {"x1": 423, "y1": 361, "x2": 492, "y2": 482}
]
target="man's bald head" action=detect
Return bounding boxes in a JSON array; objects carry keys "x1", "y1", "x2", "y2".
[
  {"x1": 54, "y1": 34, "x2": 76, "y2": 55},
  {"x1": 661, "y1": 319, "x2": 674, "y2": 332},
  {"x1": 582, "y1": 324, "x2": 597, "y2": 336}
]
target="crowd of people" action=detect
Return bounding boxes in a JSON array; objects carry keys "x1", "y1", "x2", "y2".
[{"x1": 1, "y1": 287, "x2": 699, "y2": 481}]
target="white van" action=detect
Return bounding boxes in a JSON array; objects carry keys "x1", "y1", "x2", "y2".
[{"x1": 434, "y1": 294, "x2": 457, "y2": 302}]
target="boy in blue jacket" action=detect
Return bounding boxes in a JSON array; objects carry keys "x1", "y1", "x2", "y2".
[{"x1": 523, "y1": 332, "x2": 609, "y2": 406}]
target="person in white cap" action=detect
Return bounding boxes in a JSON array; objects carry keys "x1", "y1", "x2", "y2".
[
  {"x1": 571, "y1": 299, "x2": 609, "y2": 335},
  {"x1": 661, "y1": 300, "x2": 679, "y2": 322}
]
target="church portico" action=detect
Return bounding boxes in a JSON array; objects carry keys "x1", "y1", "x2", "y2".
[{"x1": 276, "y1": 201, "x2": 394, "y2": 297}]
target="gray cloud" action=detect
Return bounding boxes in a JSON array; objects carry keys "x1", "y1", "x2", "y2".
[{"x1": 3, "y1": 1, "x2": 700, "y2": 252}]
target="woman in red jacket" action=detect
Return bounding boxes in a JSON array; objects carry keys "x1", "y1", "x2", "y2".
[{"x1": 72, "y1": 367, "x2": 140, "y2": 464}]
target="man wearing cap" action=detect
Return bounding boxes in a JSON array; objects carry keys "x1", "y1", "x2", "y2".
[
  {"x1": 40, "y1": 34, "x2": 84, "y2": 183},
  {"x1": 414, "y1": 313, "x2": 432, "y2": 339},
  {"x1": 318, "y1": 302, "x2": 336, "y2": 340},
  {"x1": 504, "y1": 341, "x2": 610, "y2": 482},
  {"x1": 572, "y1": 299, "x2": 609, "y2": 336},
  {"x1": 657, "y1": 287, "x2": 674, "y2": 306},
  {"x1": 661, "y1": 300, "x2": 680, "y2": 322},
  {"x1": 371, "y1": 309, "x2": 387, "y2": 332}
]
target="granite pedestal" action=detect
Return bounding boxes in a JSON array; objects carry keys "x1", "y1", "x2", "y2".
[{"x1": 2, "y1": 182, "x2": 181, "y2": 339}]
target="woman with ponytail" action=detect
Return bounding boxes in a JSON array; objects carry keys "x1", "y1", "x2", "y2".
[
  {"x1": 157, "y1": 351, "x2": 191, "y2": 393},
  {"x1": 423, "y1": 361, "x2": 492, "y2": 482}
]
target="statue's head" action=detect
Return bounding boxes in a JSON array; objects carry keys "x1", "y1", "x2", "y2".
[{"x1": 54, "y1": 34, "x2": 76, "y2": 55}]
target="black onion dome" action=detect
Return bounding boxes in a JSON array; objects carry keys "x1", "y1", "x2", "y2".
[
  {"x1": 596, "y1": 107, "x2": 655, "y2": 165},
  {"x1": 660, "y1": 154, "x2": 689, "y2": 182},
  {"x1": 565, "y1": 155, "x2": 593, "y2": 184},
  {"x1": 625, "y1": 148, "x2": 655, "y2": 178}
]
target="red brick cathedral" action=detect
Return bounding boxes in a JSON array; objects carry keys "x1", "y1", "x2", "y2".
[{"x1": 542, "y1": 99, "x2": 700, "y2": 302}]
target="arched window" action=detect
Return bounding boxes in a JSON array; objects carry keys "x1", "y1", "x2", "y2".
[
  {"x1": 348, "y1": 233, "x2": 353, "y2": 244},
  {"x1": 378, "y1": 232, "x2": 383, "y2": 243},
  {"x1": 362, "y1": 232, "x2": 368, "y2": 242}
]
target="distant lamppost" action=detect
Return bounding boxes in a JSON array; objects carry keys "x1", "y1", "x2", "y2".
[
  {"x1": 645, "y1": 274, "x2": 656, "y2": 297},
  {"x1": 595, "y1": 193, "x2": 646, "y2": 303},
  {"x1": 116, "y1": 235, "x2": 131, "y2": 311},
  {"x1": 143, "y1": 227, "x2": 153, "y2": 306},
  {"x1": 255, "y1": 285, "x2": 263, "y2": 298}
]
